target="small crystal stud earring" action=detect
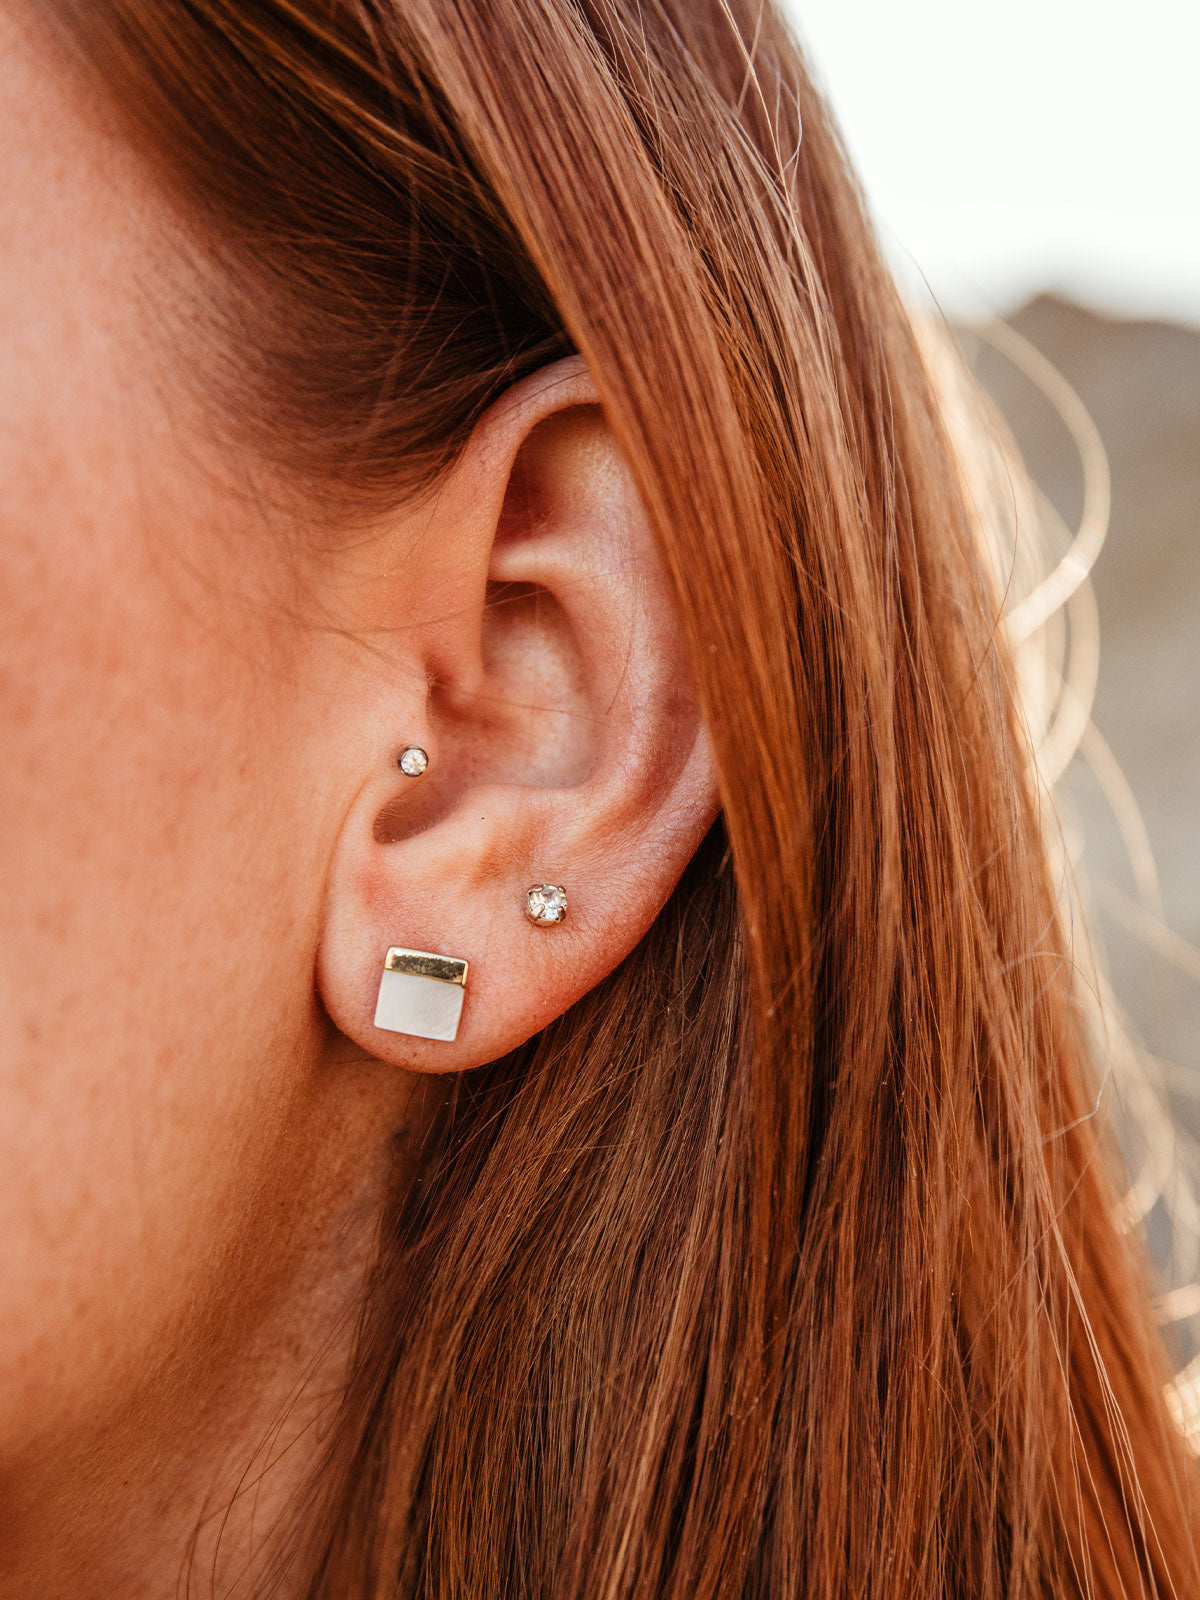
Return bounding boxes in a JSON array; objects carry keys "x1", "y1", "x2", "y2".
[
  {"x1": 526, "y1": 883, "x2": 568, "y2": 926},
  {"x1": 398, "y1": 746, "x2": 429, "y2": 777}
]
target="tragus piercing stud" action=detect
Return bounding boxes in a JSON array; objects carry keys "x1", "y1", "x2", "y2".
[
  {"x1": 373, "y1": 946, "x2": 468, "y2": 1042},
  {"x1": 526, "y1": 884, "x2": 568, "y2": 926},
  {"x1": 397, "y1": 746, "x2": 429, "y2": 776}
]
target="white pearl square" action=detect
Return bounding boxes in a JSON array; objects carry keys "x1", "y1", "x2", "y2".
[{"x1": 373, "y1": 965, "x2": 465, "y2": 1042}]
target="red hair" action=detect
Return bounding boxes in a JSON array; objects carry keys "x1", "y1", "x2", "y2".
[{"x1": 47, "y1": 1, "x2": 1199, "y2": 1592}]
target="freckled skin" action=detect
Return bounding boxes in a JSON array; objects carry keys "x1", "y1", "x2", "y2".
[{"x1": 0, "y1": 12, "x2": 429, "y2": 1595}]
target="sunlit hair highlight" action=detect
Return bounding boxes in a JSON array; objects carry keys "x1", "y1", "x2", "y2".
[{"x1": 46, "y1": 1, "x2": 1200, "y2": 1594}]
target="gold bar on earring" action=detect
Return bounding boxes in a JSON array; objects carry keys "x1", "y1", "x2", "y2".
[{"x1": 383, "y1": 947, "x2": 468, "y2": 986}]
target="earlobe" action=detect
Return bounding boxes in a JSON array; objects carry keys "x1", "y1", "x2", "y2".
[{"x1": 314, "y1": 357, "x2": 718, "y2": 1073}]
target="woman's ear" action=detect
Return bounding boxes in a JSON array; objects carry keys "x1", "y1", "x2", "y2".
[{"x1": 315, "y1": 356, "x2": 718, "y2": 1071}]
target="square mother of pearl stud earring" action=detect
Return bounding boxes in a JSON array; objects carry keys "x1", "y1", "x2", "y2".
[{"x1": 373, "y1": 947, "x2": 468, "y2": 1042}]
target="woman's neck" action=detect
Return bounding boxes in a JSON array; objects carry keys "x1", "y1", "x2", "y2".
[{"x1": 0, "y1": 1054, "x2": 442, "y2": 1600}]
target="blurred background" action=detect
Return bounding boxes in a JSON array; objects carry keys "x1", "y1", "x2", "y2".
[
  {"x1": 785, "y1": 0, "x2": 1200, "y2": 324},
  {"x1": 785, "y1": 0, "x2": 1200, "y2": 1348}
]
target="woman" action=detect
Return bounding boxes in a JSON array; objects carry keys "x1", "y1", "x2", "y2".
[{"x1": 1, "y1": 0, "x2": 1194, "y2": 1594}]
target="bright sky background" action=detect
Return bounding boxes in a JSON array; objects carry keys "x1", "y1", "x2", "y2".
[{"x1": 783, "y1": 0, "x2": 1200, "y2": 327}]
